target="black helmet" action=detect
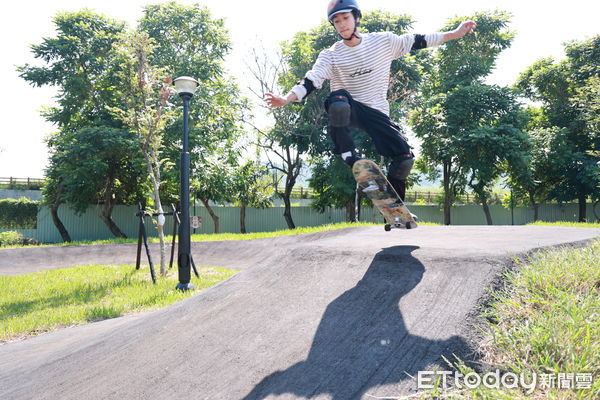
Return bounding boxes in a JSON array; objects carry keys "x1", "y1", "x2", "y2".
[{"x1": 327, "y1": 0, "x2": 361, "y2": 22}]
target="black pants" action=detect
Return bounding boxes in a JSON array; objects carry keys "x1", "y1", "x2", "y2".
[{"x1": 325, "y1": 89, "x2": 413, "y2": 199}]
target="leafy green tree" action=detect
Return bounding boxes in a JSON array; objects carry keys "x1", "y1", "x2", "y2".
[
  {"x1": 110, "y1": 31, "x2": 176, "y2": 276},
  {"x1": 137, "y1": 1, "x2": 248, "y2": 208},
  {"x1": 47, "y1": 127, "x2": 146, "y2": 237},
  {"x1": 308, "y1": 156, "x2": 359, "y2": 222},
  {"x1": 18, "y1": 10, "x2": 125, "y2": 131},
  {"x1": 231, "y1": 160, "x2": 273, "y2": 234},
  {"x1": 504, "y1": 107, "x2": 551, "y2": 221},
  {"x1": 42, "y1": 170, "x2": 71, "y2": 242},
  {"x1": 410, "y1": 10, "x2": 517, "y2": 225},
  {"x1": 444, "y1": 84, "x2": 529, "y2": 224},
  {"x1": 192, "y1": 150, "x2": 238, "y2": 234},
  {"x1": 515, "y1": 36, "x2": 600, "y2": 221},
  {"x1": 18, "y1": 10, "x2": 128, "y2": 240},
  {"x1": 248, "y1": 47, "x2": 312, "y2": 229}
]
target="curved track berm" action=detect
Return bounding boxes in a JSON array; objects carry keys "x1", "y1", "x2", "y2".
[{"x1": 0, "y1": 226, "x2": 598, "y2": 399}]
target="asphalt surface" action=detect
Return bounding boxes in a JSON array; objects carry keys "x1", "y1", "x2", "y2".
[{"x1": 0, "y1": 225, "x2": 598, "y2": 400}]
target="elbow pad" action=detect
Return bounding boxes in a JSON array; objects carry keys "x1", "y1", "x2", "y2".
[
  {"x1": 411, "y1": 34, "x2": 427, "y2": 51},
  {"x1": 302, "y1": 78, "x2": 315, "y2": 96},
  {"x1": 291, "y1": 77, "x2": 316, "y2": 101}
]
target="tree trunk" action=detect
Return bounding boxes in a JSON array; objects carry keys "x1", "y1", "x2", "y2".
[
  {"x1": 578, "y1": 193, "x2": 587, "y2": 222},
  {"x1": 528, "y1": 190, "x2": 539, "y2": 222},
  {"x1": 282, "y1": 174, "x2": 296, "y2": 229},
  {"x1": 443, "y1": 161, "x2": 452, "y2": 225},
  {"x1": 345, "y1": 199, "x2": 356, "y2": 222},
  {"x1": 481, "y1": 195, "x2": 493, "y2": 225},
  {"x1": 240, "y1": 201, "x2": 247, "y2": 234},
  {"x1": 100, "y1": 192, "x2": 127, "y2": 238},
  {"x1": 50, "y1": 184, "x2": 71, "y2": 242},
  {"x1": 473, "y1": 186, "x2": 493, "y2": 225},
  {"x1": 201, "y1": 198, "x2": 220, "y2": 233},
  {"x1": 282, "y1": 194, "x2": 295, "y2": 229},
  {"x1": 146, "y1": 154, "x2": 166, "y2": 276}
]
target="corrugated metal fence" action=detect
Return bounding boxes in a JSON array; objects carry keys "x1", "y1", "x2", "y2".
[{"x1": 1, "y1": 202, "x2": 596, "y2": 243}]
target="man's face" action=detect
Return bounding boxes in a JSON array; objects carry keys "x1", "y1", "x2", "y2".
[{"x1": 332, "y1": 12, "x2": 356, "y2": 37}]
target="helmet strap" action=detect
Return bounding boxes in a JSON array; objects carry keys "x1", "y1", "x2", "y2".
[
  {"x1": 339, "y1": 18, "x2": 360, "y2": 41},
  {"x1": 342, "y1": 31, "x2": 360, "y2": 41}
]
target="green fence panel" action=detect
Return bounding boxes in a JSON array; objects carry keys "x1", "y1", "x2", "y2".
[{"x1": 1, "y1": 202, "x2": 596, "y2": 243}]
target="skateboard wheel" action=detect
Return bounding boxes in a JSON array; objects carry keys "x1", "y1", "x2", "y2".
[{"x1": 384, "y1": 224, "x2": 391, "y2": 231}]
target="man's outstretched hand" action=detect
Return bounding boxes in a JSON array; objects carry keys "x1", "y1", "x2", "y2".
[
  {"x1": 264, "y1": 93, "x2": 289, "y2": 108},
  {"x1": 454, "y1": 20, "x2": 477, "y2": 38}
]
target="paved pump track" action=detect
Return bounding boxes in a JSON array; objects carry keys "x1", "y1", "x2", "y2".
[{"x1": 1, "y1": 226, "x2": 598, "y2": 400}]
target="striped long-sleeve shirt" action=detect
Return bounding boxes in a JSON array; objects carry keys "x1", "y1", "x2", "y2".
[{"x1": 291, "y1": 31, "x2": 444, "y2": 116}]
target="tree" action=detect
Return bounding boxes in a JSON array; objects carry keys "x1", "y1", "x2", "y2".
[
  {"x1": 110, "y1": 31, "x2": 175, "y2": 276},
  {"x1": 504, "y1": 107, "x2": 551, "y2": 222},
  {"x1": 231, "y1": 160, "x2": 273, "y2": 234},
  {"x1": 48, "y1": 127, "x2": 146, "y2": 237},
  {"x1": 444, "y1": 84, "x2": 529, "y2": 224},
  {"x1": 247, "y1": 47, "x2": 312, "y2": 229},
  {"x1": 515, "y1": 36, "x2": 600, "y2": 221},
  {"x1": 138, "y1": 1, "x2": 248, "y2": 214},
  {"x1": 18, "y1": 10, "x2": 128, "y2": 240},
  {"x1": 18, "y1": 10, "x2": 126, "y2": 130},
  {"x1": 308, "y1": 156, "x2": 359, "y2": 221},
  {"x1": 257, "y1": 126, "x2": 307, "y2": 230},
  {"x1": 41, "y1": 173, "x2": 71, "y2": 242},
  {"x1": 410, "y1": 10, "x2": 516, "y2": 225},
  {"x1": 192, "y1": 149, "x2": 238, "y2": 234}
]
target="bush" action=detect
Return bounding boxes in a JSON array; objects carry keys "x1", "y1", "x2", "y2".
[
  {"x1": 0, "y1": 197, "x2": 39, "y2": 229},
  {"x1": 0, "y1": 231, "x2": 39, "y2": 247}
]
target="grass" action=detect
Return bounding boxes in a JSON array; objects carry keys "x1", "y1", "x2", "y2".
[
  {"x1": 527, "y1": 221, "x2": 600, "y2": 228},
  {"x1": 187, "y1": 221, "x2": 379, "y2": 242},
  {"x1": 3, "y1": 221, "x2": 596, "y2": 250},
  {"x1": 2, "y1": 221, "x2": 596, "y2": 250},
  {"x1": 0, "y1": 264, "x2": 237, "y2": 343},
  {"x1": 0, "y1": 222, "x2": 380, "y2": 249},
  {"x1": 420, "y1": 238, "x2": 600, "y2": 399},
  {"x1": 0, "y1": 237, "x2": 136, "y2": 249}
]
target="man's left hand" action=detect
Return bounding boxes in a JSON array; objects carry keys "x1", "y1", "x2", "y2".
[{"x1": 454, "y1": 20, "x2": 477, "y2": 38}]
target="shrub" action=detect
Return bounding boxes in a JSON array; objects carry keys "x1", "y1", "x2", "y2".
[
  {"x1": 0, "y1": 197, "x2": 39, "y2": 229},
  {"x1": 0, "y1": 231, "x2": 39, "y2": 247}
]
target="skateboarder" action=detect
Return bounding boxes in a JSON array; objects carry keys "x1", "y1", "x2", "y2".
[{"x1": 265, "y1": 0, "x2": 476, "y2": 201}]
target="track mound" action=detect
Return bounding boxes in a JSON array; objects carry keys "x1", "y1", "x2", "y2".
[{"x1": 1, "y1": 226, "x2": 598, "y2": 399}]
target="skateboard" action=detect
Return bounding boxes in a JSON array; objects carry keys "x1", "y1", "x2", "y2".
[{"x1": 352, "y1": 159, "x2": 418, "y2": 231}]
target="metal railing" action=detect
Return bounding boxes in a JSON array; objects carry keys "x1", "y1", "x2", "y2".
[
  {"x1": 404, "y1": 191, "x2": 503, "y2": 205},
  {"x1": 274, "y1": 185, "x2": 314, "y2": 199},
  {"x1": 274, "y1": 185, "x2": 503, "y2": 205},
  {"x1": 0, "y1": 177, "x2": 45, "y2": 190},
  {"x1": 0, "y1": 177, "x2": 503, "y2": 204}
]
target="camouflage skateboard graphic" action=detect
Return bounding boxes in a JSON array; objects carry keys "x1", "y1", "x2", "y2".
[{"x1": 352, "y1": 159, "x2": 418, "y2": 230}]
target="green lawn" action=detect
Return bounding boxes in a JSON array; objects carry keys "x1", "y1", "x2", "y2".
[
  {"x1": 4, "y1": 221, "x2": 597, "y2": 251},
  {"x1": 0, "y1": 222, "x2": 381, "y2": 249},
  {"x1": 527, "y1": 221, "x2": 600, "y2": 228},
  {"x1": 0, "y1": 264, "x2": 236, "y2": 343},
  {"x1": 424, "y1": 238, "x2": 599, "y2": 399}
]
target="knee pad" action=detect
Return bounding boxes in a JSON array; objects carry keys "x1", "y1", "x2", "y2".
[
  {"x1": 328, "y1": 96, "x2": 351, "y2": 127},
  {"x1": 388, "y1": 154, "x2": 415, "y2": 181}
]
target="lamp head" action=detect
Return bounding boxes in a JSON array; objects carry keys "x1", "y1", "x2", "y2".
[{"x1": 173, "y1": 76, "x2": 199, "y2": 98}]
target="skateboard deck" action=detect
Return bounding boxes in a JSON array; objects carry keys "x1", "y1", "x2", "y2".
[{"x1": 352, "y1": 159, "x2": 418, "y2": 230}]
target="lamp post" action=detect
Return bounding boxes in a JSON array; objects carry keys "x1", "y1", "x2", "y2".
[{"x1": 174, "y1": 76, "x2": 199, "y2": 291}]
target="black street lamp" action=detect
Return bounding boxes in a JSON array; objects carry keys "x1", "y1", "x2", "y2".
[{"x1": 174, "y1": 76, "x2": 199, "y2": 291}]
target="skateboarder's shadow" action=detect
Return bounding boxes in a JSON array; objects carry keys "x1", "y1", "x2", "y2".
[{"x1": 241, "y1": 245, "x2": 470, "y2": 400}]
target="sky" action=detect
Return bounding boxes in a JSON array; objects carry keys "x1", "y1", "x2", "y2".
[{"x1": 0, "y1": 0, "x2": 598, "y2": 178}]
